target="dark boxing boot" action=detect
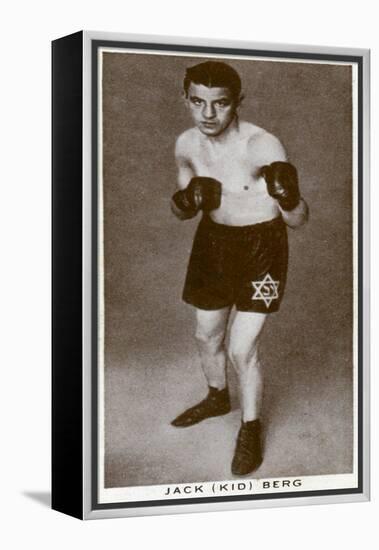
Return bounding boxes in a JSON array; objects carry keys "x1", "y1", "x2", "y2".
[
  {"x1": 171, "y1": 386, "x2": 231, "y2": 428},
  {"x1": 231, "y1": 419, "x2": 263, "y2": 476}
]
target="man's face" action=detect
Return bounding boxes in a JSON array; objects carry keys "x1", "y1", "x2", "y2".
[{"x1": 186, "y1": 83, "x2": 238, "y2": 137}]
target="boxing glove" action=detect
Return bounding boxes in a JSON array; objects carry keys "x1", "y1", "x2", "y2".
[
  {"x1": 172, "y1": 177, "x2": 222, "y2": 217},
  {"x1": 260, "y1": 161, "x2": 300, "y2": 211}
]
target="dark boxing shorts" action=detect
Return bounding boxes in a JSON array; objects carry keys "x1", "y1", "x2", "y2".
[{"x1": 182, "y1": 215, "x2": 288, "y2": 313}]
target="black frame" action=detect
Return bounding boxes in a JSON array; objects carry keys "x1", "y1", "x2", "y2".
[{"x1": 52, "y1": 31, "x2": 83, "y2": 519}]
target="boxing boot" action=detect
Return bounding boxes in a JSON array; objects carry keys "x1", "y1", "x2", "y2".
[
  {"x1": 171, "y1": 386, "x2": 231, "y2": 428},
  {"x1": 231, "y1": 419, "x2": 263, "y2": 476}
]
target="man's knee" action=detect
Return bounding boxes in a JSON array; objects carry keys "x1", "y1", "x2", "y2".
[
  {"x1": 195, "y1": 326, "x2": 225, "y2": 353},
  {"x1": 228, "y1": 341, "x2": 259, "y2": 371}
]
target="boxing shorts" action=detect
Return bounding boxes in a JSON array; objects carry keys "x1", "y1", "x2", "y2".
[{"x1": 182, "y1": 214, "x2": 288, "y2": 313}]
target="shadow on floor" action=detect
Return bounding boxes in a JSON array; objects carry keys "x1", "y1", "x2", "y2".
[{"x1": 23, "y1": 491, "x2": 51, "y2": 508}]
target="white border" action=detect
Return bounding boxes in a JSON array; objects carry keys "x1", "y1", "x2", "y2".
[
  {"x1": 352, "y1": 62, "x2": 359, "y2": 479},
  {"x1": 98, "y1": 45, "x2": 354, "y2": 67},
  {"x1": 82, "y1": 31, "x2": 370, "y2": 519},
  {"x1": 98, "y1": 44, "x2": 360, "y2": 504},
  {"x1": 100, "y1": 474, "x2": 357, "y2": 504}
]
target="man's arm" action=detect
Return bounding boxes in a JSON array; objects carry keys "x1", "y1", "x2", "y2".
[
  {"x1": 171, "y1": 136, "x2": 197, "y2": 220},
  {"x1": 260, "y1": 161, "x2": 309, "y2": 228},
  {"x1": 280, "y1": 198, "x2": 309, "y2": 228},
  {"x1": 251, "y1": 133, "x2": 309, "y2": 229}
]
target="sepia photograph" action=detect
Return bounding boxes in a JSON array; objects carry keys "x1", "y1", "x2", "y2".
[{"x1": 93, "y1": 42, "x2": 361, "y2": 507}]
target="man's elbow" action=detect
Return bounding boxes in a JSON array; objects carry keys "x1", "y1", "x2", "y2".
[{"x1": 283, "y1": 199, "x2": 309, "y2": 228}]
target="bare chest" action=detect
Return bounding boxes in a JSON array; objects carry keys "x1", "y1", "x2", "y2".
[{"x1": 190, "y1": 141, "x2": 264, "y2": 195}]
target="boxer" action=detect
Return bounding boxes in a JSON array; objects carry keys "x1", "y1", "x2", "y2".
[{"x1": 170, "y1": 61, "x2": 308, "y2": 476}]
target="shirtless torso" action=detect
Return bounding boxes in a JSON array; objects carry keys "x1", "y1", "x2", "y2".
[{"x1": 175, "y1": 119, "x2": 287, "y2": 226}]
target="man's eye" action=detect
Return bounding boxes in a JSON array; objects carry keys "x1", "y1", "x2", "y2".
[
  {"x1": 216, "y1": 101, "x2": 229, "y2": 107},
  {"x1": 191, "y1": 98, "x2": 202, "y2": 106}
]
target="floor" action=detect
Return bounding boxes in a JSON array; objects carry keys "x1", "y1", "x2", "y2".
[{"x1": 103, "y1": 297, "x2": 353, "y2": 488}]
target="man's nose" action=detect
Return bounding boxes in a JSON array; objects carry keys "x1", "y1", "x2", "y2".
[{"x1": 202, "y1": 103, "x2": 216, "y2": 119}]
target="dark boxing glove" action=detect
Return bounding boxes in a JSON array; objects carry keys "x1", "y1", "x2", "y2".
[
  {"x1": 172, "y1": 177, "x2": 222, "y2": 217},
  {"x1": 260, "y1": 161, "x2": 300, "y2": 211}
]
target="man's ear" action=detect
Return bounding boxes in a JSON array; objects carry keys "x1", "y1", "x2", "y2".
[
  {"x1": 236, "y1": 94, "x2": 245, "y2": 110},
  {"x1": 181, "y1": 90, "x2": 189, "y2": 108}
]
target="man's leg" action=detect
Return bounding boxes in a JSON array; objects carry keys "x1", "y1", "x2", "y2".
[
  {"x1": 171, "y1": 307, "x2": 231, "y2": 427},
  {"x1": 228, "y1": 311, "x2": 267, "y2": 420},
  {"x1": 228, "y1": 311, "x2": 267, "y2": 475},
  {"x1": 194, "y1": 307, "x2": 230, "y2": 389}
]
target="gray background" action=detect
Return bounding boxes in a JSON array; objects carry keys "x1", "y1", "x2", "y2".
[{"x1": 102, "y1": 52, "x2": 353, "y2": 488}]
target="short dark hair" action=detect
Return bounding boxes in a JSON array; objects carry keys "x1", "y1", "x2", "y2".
[{"x1": 183, "y1": 61, "x2": 242, "y2": 101}]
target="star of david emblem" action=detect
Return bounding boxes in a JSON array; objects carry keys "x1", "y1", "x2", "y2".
[{"x1": 251, "y1": 273, "x2": 280, "y2": 308}]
